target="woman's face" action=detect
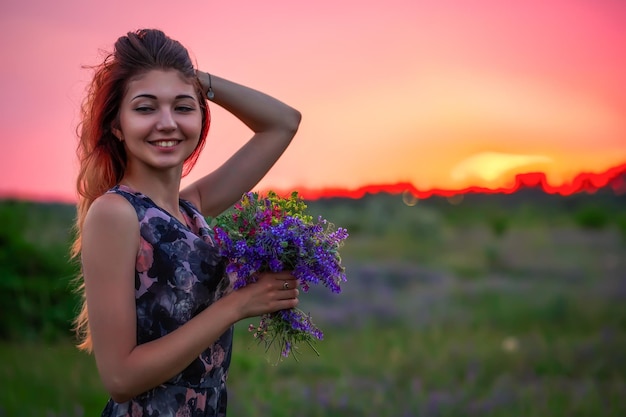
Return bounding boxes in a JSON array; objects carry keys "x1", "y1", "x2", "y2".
[{"x1": 115, "y1": 69, "x2": 203, "y2": 174}]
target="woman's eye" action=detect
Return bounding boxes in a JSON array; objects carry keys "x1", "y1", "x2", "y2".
[
  {"x1": 176, "y1": 106, "x2": 195, "y2": 113},
  {"x1": 134, "y1": 107, "x2": 154, "y2": 113}
]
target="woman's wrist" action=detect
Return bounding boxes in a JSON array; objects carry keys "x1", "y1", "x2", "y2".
[
  {"x1": 196, "y1": 70, "x2": 214, "y2": 100},
  {"x1": 213, "y1": 290, "x2": 246, "y2": 323}
]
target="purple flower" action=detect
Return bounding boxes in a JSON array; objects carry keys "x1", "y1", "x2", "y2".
[
  {"x1": 210, "y1": 190, "x2": 348, "y2": 361},
  {"x1": 269, "y1": 258, "x2": 283, "y2": 272}
]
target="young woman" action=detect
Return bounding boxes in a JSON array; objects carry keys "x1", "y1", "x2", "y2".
[{"x1": 72, "y1": 28, "x2": 301, "y2": 416}]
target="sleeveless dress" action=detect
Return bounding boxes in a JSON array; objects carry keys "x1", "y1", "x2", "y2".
[{"x1": 101, "y1": 185, "x2": 234, "y2": 417}]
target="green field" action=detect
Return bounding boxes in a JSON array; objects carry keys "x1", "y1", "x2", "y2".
[{"x1": 1, "y1": 191, "x2": 625, "y2": 416}]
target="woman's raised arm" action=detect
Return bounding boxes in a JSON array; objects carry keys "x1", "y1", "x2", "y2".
[{"x1": 181, "y1": 72, "x2": 301, "y2": 217}]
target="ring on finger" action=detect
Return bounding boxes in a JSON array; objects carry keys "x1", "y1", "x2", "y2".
[{"x1": 283, "y1": 281, "x2": 289, "y2": 290}]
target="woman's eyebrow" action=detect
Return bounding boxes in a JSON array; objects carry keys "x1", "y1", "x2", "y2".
[{"x1": 131, "y1": 93, "x2": 196, "y2": 101}]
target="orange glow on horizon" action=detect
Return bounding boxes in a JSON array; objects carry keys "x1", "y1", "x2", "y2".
[
  {"x1": 1, "y1": 163, "x2": 625, "y2": 204},
  {"x1": 274, "y1": 162, "x2": 626, "y2": 201}
]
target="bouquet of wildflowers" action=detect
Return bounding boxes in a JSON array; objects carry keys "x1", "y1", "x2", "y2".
[{"x1": 211, "y1": 191, "x2": 348, "y2": 360}]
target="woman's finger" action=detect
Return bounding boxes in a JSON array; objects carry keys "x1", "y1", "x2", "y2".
[
  {"x1": 280, "y1": 279, "x2": 298, "y2": 290},
  {"x1": 277, "y1": 289, "x2": 299, "y2": 300}
]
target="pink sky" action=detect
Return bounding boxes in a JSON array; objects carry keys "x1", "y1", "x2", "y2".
[{"x1": 1, "y1": 0, "x2": 625, "y2": 202}]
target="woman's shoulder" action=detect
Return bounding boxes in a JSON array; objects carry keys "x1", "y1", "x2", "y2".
[
  {"x1": 82, "y1": 192, "x2": 140, "y2": 257},
  {"x1": 85, "y1": 192, "x2": 138, "y2": 231}
]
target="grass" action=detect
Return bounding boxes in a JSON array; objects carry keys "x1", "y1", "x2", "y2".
[
  {"x1": 0, "y1": 343, "x2": 104, "y2": 416},
  {"x1": 2, "y1": 268, "x2": 625, "y2": 416}
]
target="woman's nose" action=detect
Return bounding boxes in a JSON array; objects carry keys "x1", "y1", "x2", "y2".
[{"x1": 156, "y1": 109, "x2": 176, "y2": 131}]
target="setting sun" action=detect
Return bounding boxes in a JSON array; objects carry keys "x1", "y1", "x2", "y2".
[{"x1": 450, "y1": 152, "x2": 553, "y2": 186}]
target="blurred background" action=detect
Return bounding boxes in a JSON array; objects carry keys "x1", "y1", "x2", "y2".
[
  {"x1": 1, "y1": 0, "x2": 626, "y2": 416},
  {"x1": 1, "y1": 187, "x2": 625, "y2": 416}
]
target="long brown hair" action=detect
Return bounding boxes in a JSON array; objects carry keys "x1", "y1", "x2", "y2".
[{"x1": 72, "y1": 29, "x2": 210, "y2": 351}]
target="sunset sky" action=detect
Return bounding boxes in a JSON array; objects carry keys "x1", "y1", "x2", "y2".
[{"x1": 1, "y1": 0, "x2": 625, "y2": 202}]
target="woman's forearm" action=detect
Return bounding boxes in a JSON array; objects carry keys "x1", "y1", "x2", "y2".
[
  {"x1": 99, "y1": 271, "x2": 299, "y2": 403},
  {"x1": 197, "y1": 71, "x2": 301, "y2": 134},
  {"x1": 101, "y1": 294, "x2": 241, "y2": 403}
]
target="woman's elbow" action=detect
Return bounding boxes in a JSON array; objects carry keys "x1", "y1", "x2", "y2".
[
  {"x1": 284, "y1": 108, "x2": 302, "y2": 136},
  {"x1": 103, "y1": 374, "x2": 138, "y2": 404},
  {"x1": 110, "y1": 393, "x2": 133, "y2": 405}
]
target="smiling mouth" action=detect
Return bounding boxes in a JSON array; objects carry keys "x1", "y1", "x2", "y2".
[{"x1": 150, "y1": 140, "x2": 181, "y2": 148}]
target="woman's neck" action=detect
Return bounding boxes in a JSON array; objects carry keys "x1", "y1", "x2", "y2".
[{"x1": 120, "y1": 169, "x2": 183, "y2": 217}]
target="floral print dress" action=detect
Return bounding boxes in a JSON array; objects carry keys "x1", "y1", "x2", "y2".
[{"x1": 101, "y1": 185, "x2": 234, "y2": 417}]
